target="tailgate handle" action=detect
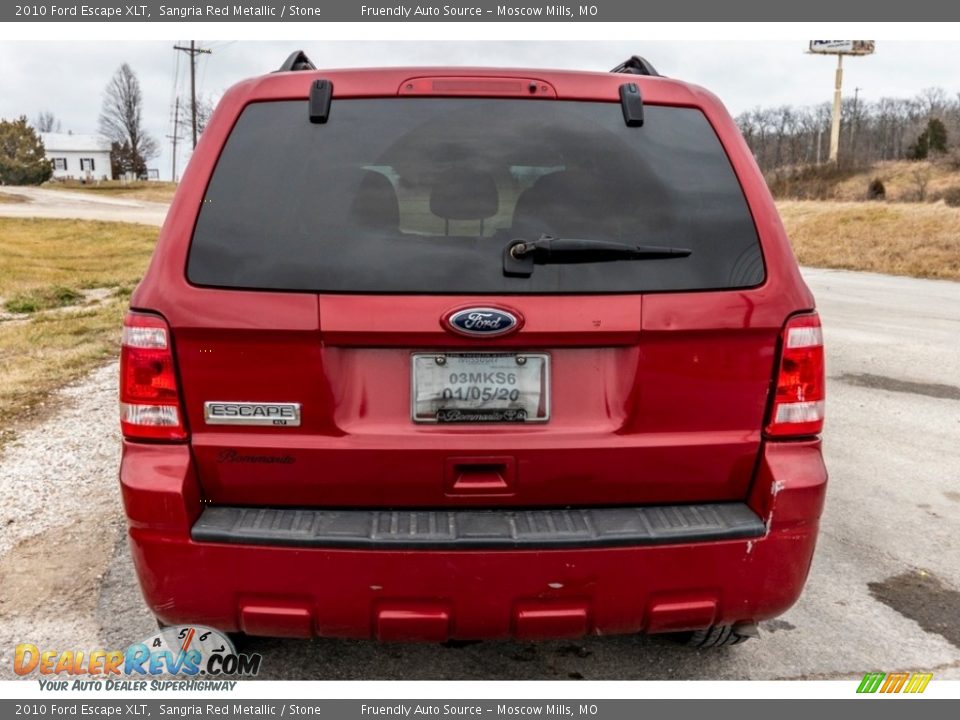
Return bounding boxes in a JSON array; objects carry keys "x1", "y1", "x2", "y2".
[{"x1": 445, "y1": 457, "x2": 515, "y2": 495}]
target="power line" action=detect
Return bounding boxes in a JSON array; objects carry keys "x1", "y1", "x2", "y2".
[{"x1": 173, "y1": 41, "x2": 212, "y2": 149}]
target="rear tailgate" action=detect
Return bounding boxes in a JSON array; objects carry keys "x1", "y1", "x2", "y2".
[
  {"x1": 156, "y1": 81, "x2": 802, "y2": 510},
  {"x1": 174, "y1": 289, "x2": 778, "y2": 507}
]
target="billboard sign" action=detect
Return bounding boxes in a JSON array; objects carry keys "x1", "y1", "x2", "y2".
[{"x1": 809, "y1": 40, "x2": 876, "y2": 55}]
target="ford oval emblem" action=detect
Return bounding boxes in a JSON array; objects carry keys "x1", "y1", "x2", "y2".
[{"x1": 445, "y1": 307, "x2": 521, "y2": 338}]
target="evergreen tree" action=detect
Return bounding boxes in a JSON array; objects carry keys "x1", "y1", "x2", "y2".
[
  {"x1": 0, "y1": 116, "x2": 53, "y2": 185},
  {"x1": 908, "y1": 130, "x2": 930, "y2": 160},
  {"x1": 926, "y1": 118, "x2": 948, "y2": 154},
  {"x1": 905, "y1": 119, "x2": 946, "y2": 161}
]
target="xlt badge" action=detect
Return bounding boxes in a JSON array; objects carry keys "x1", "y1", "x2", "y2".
[{"x1": 204, "y1": 402, "x2": 301, "y2": 427}]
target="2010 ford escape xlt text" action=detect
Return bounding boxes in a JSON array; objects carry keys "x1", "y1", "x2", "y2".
[{"x1": 119, "y1": 53, "x2": 827, "y2": 648}]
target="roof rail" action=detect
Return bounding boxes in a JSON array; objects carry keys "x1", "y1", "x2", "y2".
[
  {"x1": 278, "y1": 50, "x2": 316, "y2": 72},
  {"x1": 610, "y1": 56, "x2": 660, "y2": 77}
]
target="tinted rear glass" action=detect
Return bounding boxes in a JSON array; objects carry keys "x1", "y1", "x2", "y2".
[{"x1": 188, "y1": 99, "x2": 763, "y2": 293}]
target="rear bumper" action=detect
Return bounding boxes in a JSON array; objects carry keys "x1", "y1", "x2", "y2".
[{"x1": 120, "y1": 439, "x2": 826, "y2": 640}]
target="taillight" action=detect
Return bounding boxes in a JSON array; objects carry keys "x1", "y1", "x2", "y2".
[
  {"x1": 766, "y1": 312, "x2": 825, "y2": 438},
  {"x1": 120, "y1": 312, "x2": 187, "y2": 441}
]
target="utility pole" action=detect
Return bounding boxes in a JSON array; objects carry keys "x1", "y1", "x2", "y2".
[
  {"x1": 173, "y1": 40, "x2": 211, "y2": 149},
  {"x1": 166, "y1": 96, "x2": 182, "y2": 182}
]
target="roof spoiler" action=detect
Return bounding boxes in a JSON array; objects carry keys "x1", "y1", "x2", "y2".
[{"x1": 610, "y1": 56, "x2": 660, "y2": 77}]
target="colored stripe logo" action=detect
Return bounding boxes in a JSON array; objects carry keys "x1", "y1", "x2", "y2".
[{"x1": 857, "y1": 672, "x2": 933, "y2": 694}]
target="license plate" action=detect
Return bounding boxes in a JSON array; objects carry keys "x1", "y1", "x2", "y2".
[{"x1": 411, "y1": 352, "x2": 550, "y2": 423}]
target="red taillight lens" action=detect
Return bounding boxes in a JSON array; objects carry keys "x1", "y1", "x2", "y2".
[
  {"x1": 766, "y1": 312, "x2": 825, "y2": 438},
  {"x1": 120, "y1": 312, "x2": 187, "y2": 441}
]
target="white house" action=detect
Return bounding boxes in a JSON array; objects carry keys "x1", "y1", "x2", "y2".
[{"x1": 40, "y1": 133, "x2": 113, "y2": 181}]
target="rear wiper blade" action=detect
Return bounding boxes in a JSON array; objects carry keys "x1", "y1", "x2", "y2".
[{"x1": 504, "y1": 235, "x2": 692, "y2": 277}]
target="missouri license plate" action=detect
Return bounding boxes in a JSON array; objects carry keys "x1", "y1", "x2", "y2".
[{"x1": 411, "y1": 353, "x2": 550, "y2": 423}]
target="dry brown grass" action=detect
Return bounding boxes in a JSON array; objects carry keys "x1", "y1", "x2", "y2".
[
  {"x1": 834, "y1": 160, "x2": 960, "y2": 202},
  {"x1": 778, "y1": 200, "x2": 960, "y2": 281},
  {"x1": 0, "y1": 219, "x2": 157, "y2": 440},
  {"x1": 43, "y1": 180, "x2": 177, "y2": 204},
  {"x1": 767, "y1": 158, "x2": 960, "y2": 203},
  {"x1": 811, "y1": 160, "x2": 960, "y2": 203},
  {"x1": 0, "y1": 218, "x2": 156, "y2": 296}
]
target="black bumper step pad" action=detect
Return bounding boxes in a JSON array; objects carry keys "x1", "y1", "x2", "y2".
[{"x1": 192, "y1": 503, "x2": 765, "y2": 550}]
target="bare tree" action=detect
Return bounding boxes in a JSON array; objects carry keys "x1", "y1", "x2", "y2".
[
  {"x1": 98, "y1": 63, "x2": 159, "y2": 178},
  {"x1": 919, "y1": 87, "x2": 948, "y2": 119},
  {"x1": 178, "y1": 93, "x2": 215, "y2": 137},
  {"x1": 911, "y1": 165, "x2": 932, "y2": 201},
  {"x1": 737, "y1": 87, "x2": 960, "y2": 173},
  {"x1": 32, "y1": 111, "x2": 61, "y2": 133}
]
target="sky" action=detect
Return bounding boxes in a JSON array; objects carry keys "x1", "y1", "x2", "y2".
[{"x1": 2, "y1": 40, "x2": 959, "y2": 181}]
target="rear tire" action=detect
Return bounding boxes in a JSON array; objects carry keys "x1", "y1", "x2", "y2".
[{"x1": 672, "y1": 625, "x2": 753, "y2": 648}]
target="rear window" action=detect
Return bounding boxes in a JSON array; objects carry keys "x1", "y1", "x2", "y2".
[{"x1": 187, "y1": 98, "x2": 763, "y2": 293}]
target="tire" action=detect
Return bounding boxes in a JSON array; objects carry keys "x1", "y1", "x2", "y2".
[{"x1": 672, "y1": 625, "x2": 753, "y2": 648}]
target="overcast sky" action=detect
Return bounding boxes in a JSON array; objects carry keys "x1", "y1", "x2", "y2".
[{"x1": 2, "y1": 40, "x2": 959, "y2": 181}]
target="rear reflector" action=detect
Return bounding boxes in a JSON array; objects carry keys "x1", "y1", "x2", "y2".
[
  {"x1": 120, "y1": 312, "x2": 187, "y2": 441},
  {"x1": 766, "y1": 312, "x2": 825, "y2": 438}
]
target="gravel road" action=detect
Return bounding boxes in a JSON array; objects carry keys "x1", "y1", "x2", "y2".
[
  {"x1": 0, "y1": 186, "x2": 167, "y2": 226},
  {"x1": 1, "y1": 266, "x2": 958, "y2": 681}
]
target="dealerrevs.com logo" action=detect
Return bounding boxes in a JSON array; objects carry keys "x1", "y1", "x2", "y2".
[{"x1": 14, "y1": 626, "x2": 262, "y2": 690}]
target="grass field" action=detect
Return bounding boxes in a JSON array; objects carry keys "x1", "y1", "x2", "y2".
[
  {"x1": 43, "y1": 180, "x2": 178, "y2": 204},
  {"x1": 779, "y1": 200, "x2": 960, "y2": 281},
  {"x1": 0, "y1": 218, "x2": 157, "y2": 441},
  {"x1": 0, "y1": 218, "x2": 156, "y2": 297}
]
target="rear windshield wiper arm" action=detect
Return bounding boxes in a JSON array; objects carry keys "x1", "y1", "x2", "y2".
[{"x1": 504, "y1": 235, "x2": 692, "y2": 277}]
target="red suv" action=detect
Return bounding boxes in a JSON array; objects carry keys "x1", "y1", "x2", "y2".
[{"x1": 119, "y1": 53, "x2": 826, "y2": 647}]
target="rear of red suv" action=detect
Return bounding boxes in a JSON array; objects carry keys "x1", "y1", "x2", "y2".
[{"x1": 119, "y1": 54, "x2": 827, "y2": 646}]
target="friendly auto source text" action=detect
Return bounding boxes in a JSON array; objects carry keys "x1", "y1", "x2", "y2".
[
  {"x1": 359, "y1": 706, "x2": 589, "y2": 717},
  {"x1": 360, "y1": 5, "x2": 595, "y2": 17}
]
